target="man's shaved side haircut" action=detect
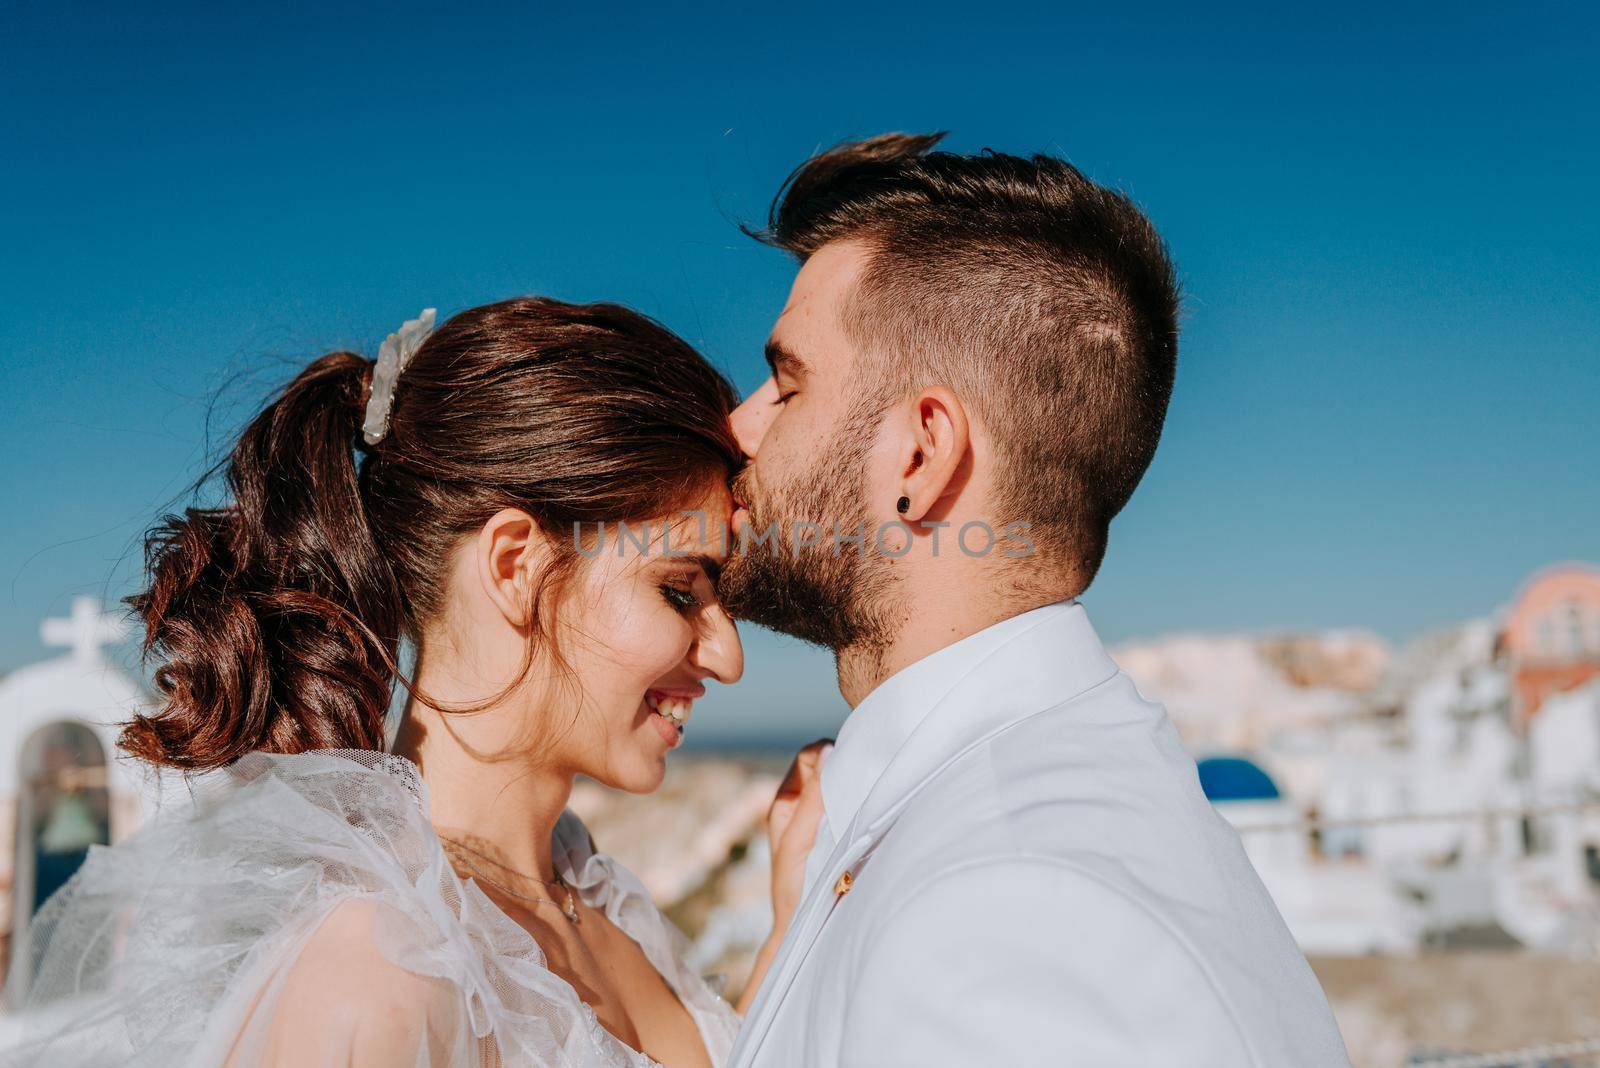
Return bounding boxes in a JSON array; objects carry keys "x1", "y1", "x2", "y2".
[{"x1": 749, "y1": 132, "x2": 1180, "y2": 587}]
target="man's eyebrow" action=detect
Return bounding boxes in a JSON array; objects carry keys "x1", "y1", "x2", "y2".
[{"x1": 764, "y1": 339, "x2": 809, "y2": 378}]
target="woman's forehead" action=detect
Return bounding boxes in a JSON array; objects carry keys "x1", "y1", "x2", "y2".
[{"x1": 659, "y1": 502, "x2": 731, "y2": 558}]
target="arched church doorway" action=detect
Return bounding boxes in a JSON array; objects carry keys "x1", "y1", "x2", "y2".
[{"x1": 6, "y1": 720, "x2": 111, "y2": 996}]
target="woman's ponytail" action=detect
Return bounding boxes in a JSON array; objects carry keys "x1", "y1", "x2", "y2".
[{"x1": 121, "y1": 351, "x2": 404, "y2": 771}]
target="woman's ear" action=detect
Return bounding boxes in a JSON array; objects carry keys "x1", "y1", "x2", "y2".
[
  {"x1": 897, "y1": 386, "x2": 971, "y2": 521},
  {"x1": 473, "y1": 508, "x2": 550, "y2": 628}
]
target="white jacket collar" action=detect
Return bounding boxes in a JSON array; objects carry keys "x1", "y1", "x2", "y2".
[{"x1": 819, "y1": 599, "x2": 1119, "y2": 845}]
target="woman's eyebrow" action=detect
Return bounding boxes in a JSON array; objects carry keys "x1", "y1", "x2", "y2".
[{"x1": 661, "y1": 552, "x2": 722, "y2": 582}]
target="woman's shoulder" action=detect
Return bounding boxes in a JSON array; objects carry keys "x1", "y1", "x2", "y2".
[
  {"x1": 219, "y1": 747, "x2": 430, "y2": 815},
  {"x1": 250, "y1": 897, "x2": 465, "y2": 1065},
  {"x1": 203, "y1": 759, "x2": 630, "y2": 1063}
]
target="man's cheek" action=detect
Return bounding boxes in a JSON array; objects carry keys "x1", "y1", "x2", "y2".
[{"x1": 765, "y1": 416, "x2": 804, "y2": 467}]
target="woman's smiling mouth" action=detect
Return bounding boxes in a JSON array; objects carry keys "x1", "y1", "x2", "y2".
[{"x1": 645, "y1": 687, "x2": 703, "y2": 745}]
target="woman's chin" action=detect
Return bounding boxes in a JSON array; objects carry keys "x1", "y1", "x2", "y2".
[
  {"x1": 604, "y1": 751, "x2": 671, "y2": 795},
  {"x1": 614, "y1": 770, "x2": 667, "y2": 795}
]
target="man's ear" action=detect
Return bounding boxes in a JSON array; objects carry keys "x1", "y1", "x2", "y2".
[
  {"x1": 473, "y1": 508, "x2": 550, "y2": 628},
  {"x1": 896, "y1": 386, "x2": 971, "y2": 521}
]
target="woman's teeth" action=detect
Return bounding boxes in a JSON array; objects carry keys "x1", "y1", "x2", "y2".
[
  {"x1": 648, "y1": 693, "x2": 692, "y2": 732},
  {"x1": 660, "y1": 697, "x2": 690, "y2": 728}
]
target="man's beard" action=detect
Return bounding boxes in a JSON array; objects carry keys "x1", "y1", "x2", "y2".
[{"x1": 717, "y1": 407, "x2": 900, "y2": 656}]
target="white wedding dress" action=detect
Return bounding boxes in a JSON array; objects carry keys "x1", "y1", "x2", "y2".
[{"x1": 5, "y1": 750, "x2": 740, "y2": 1067}]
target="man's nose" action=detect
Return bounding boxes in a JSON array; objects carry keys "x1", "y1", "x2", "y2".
[{"x1": 730, "y1": 378, "x2": 780, "y2": 460}]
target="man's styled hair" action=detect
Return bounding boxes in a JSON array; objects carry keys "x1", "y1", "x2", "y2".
[{"x1": 751, "y1": 132, "x2": 1179, "y2": 589}]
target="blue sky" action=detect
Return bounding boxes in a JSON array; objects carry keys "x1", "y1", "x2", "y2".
[{"x1": 2, "y1": 2, "x2": 1595, "y2": 742}]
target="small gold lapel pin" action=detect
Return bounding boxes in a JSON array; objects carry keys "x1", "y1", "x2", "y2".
[{"x1": 833, "y1": 871, "x2": 853, "y2": 896}]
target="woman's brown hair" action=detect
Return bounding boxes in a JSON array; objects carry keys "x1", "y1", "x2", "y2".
[{"x1": 122, "y1": 297, "x2": 740, "y2": 771}]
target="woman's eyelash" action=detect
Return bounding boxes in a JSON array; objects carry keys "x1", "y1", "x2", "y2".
[{"x1": 659, "y1": 582, "x2": 703, "y2": 612}]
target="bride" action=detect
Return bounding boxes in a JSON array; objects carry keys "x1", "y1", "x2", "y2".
[{"x1": 9, "y1": 298, "x2": 822, "y2": 1066}]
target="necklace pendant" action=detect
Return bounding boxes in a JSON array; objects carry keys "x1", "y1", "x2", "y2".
[{"x1": 564, "y1": 891, "x2": 581, "y2": 925}]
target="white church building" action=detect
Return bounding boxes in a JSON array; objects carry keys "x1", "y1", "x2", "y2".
[{"x1": 0, "y1": 598, "x2": 153, "y2": 1000}]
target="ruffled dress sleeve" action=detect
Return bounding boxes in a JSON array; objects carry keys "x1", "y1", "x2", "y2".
[{"x1": 2, "y1": 750, "x2": 739, "y2": 1068}]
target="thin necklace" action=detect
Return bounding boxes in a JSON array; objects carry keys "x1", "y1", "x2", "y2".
[{"x1": 440, "y1": 837, "x2": 581, "y2": 925}]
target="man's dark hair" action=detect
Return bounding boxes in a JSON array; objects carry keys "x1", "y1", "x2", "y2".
[{"x1": 751, "y1": 132, "x2": 1179, "y2": 589}]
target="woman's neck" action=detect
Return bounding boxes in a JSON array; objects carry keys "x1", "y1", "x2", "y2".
[{"x1": 393, "y1": 656, "x2": 574, "y2": 884}]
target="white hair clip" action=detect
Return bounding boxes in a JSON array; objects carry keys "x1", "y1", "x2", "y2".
[{"x1": 361, "y1": 308, "x2": 437, "y2": 445}]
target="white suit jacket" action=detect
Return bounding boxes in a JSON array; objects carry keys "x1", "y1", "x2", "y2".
[{"x1": 730, "y1": 601, "x2": 1350, "y2": 1068}]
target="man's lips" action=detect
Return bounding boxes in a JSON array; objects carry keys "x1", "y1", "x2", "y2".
[{"x1": 729, "y1": 476, "x2": 754, "y2": 535}]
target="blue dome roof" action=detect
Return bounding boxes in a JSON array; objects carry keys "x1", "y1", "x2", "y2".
[{"x1": 1196, "y1": 756, "x2": 1281, "y2": 802}]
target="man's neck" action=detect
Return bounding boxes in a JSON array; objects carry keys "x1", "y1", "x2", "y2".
[{"x1": 834, "y1": 591, "x2": 1063, "y2": 708}]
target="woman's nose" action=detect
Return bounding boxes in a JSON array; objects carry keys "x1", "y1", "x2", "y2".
[{"x1": 693, "y1": 605, "x2": 744, "y2": 685}]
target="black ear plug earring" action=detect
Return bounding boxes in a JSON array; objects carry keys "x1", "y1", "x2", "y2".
[{"x1": 896, "y1": 495, "x2": 910, "y2": 514}]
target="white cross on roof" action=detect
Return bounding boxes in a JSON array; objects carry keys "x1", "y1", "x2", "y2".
[{"x1": 41, "y1": 597, "x2": 130, "y2": 662}]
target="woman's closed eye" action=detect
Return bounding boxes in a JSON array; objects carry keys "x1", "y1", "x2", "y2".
[{"x1": 659, "y1": 581, "x2": 704, "y2": 613}]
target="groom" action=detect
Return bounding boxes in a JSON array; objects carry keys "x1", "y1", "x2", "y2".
[{"x1": 716, "y1": 134, "x2": 1351, "y2": 1067}]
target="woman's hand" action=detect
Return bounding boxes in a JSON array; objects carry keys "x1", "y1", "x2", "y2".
[
  {"x1": 737, "y1": 738, "x2": 831, "y2": 1013},
  {"x1": 766, "y1": 738, "x2": 831, "y2": 930}
]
